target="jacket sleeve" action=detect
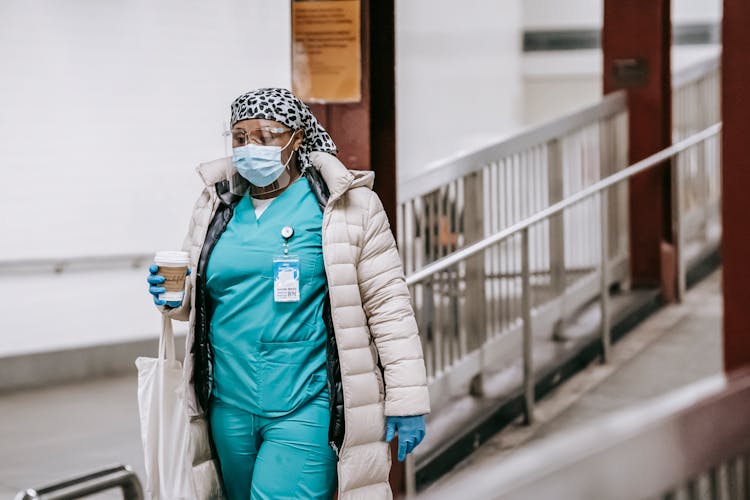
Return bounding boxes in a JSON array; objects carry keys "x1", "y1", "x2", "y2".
[
  {"x1": 357, "y1": 191, "x2": 431, "y2": 417},
  {"x1": 157, "y1": 188, "x2": 210, "y2": 322}
]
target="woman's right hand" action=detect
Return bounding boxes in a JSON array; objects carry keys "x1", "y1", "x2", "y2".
[{"x1": 147, "y1": 264, "x2": 187, "y2": 308}]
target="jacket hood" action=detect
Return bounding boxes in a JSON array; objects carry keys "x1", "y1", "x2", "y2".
[{"x1": 195, "y1": 152, "x2": 374, "y2": 201}]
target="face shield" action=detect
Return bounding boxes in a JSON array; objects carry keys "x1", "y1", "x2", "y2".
[
  {"x1": 225, "y1": 160, "x2": 251, "y2": 196},
  {"x1": 222, "y1": 128, "x2": 251, "y2": 196}
]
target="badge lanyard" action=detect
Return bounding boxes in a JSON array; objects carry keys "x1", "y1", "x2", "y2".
[{"x1": 273, "y1": 226, "x2": 300, "y2": 302}]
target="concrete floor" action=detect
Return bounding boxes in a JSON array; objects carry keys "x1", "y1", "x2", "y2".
[
  {"x1": 429, "y1": 269, "x2": 723, "y2": 489},
  {"x1": 0, "y1": 374, "x2": 143, "y2": 499}
]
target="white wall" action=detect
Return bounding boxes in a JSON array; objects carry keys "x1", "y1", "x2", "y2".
[
  {"x1": 0, "y1": 0, "x2": 525, "y2": 259},
  {"x1": 523, "y1": 0, "x2": 601, "y2": 28},
  {"x1": 396, "y1": 0, "x2": 523, "y2": 180},
  {"x1": 522, "y1": 51, "x2": 603, "y2": 126},
  {"x1": 673, "y1": 0, "x2": 722, "y2": 23},
  {"x1": 0, "y1": 0, "x2": 291, "y2": 260}
]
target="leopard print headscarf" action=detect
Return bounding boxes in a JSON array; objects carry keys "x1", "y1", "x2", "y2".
[{"x1": 230, "y1": 87, "x2": 337, "y2": 172}]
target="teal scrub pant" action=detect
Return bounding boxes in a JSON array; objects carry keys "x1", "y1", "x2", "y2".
[{"x1": 209, "y1": 390, "x2": 338, "y2": 500}]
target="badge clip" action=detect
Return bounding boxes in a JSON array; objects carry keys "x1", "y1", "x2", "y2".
[{"x1": 281, "y1": 226, "x2": 294, "y2": 255}]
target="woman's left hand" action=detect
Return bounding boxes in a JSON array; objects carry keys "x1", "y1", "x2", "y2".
[{"x1": 385, "y1": 415, "x2": 426, "y2": 462}]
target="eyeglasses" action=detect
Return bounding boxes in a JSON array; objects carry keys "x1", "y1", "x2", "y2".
[{"x1": 225, "y1": 126, "x2": 292, "y2": 147}]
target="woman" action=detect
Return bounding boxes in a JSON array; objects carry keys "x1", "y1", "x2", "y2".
[{"x1": 146, "y1": 87, "x2": 430, "y2": 499}]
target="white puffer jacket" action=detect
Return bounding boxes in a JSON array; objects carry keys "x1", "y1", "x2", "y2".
[{"x1": 166, "y1": 151, "x2": 430, "y2": 499}]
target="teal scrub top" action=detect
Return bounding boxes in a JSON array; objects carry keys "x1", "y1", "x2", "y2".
[{"x1": 205, "y1": 177, "x2": 328, "y2": 417}]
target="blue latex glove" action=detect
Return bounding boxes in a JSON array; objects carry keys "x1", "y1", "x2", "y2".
[
  {"x1": 385, "y1": 415, "x2": 426, "y2": 462},
  {"x1": 147, "y1": 264, "x2": 190, "y2": 308}
]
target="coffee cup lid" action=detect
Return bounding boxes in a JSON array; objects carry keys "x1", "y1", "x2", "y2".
[{"x1": 154, "y1": 250, "x2": 190, "y2": 265}]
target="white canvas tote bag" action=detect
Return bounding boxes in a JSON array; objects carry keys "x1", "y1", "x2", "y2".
[{"x1": 136, "y1": 315, "x2": 195, "y2": 499}]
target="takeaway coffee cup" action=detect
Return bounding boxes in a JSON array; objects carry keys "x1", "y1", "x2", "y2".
[{"x1": 154, "y1": 250, "x2": 190, "y2": 303}]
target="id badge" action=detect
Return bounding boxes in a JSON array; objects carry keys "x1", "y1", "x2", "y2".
[{"x1": 273, "y1": 256, "x2": 300, "y2": 302}]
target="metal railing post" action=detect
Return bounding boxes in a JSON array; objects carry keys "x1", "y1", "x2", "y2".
[
  {"x1": 709, "y1": 466, "x2": 720, "y2": 499},
  {"x1": 686, "y1": 478, "x2": 699, "y2": 500},
  {"x1": 521, "y1": 227, "x2": 534, "y2": 424},
  {"x1": 673, "y1": 152, "x2": 687, "y2": 302},
  {"x1": 728, "y1": 457, "x2": 740, "y2": 499},
  {"x1": 464, "y1": 170, "x2": 487, "y2": 395},
  {"x1": 697, "y1": 77, "x2": 712, "y2": 245},
  {"x1": 600, "y1": 189, "x2": 611, "y2": 363},
  {"x1": 547, "y1": 139, "x2": 566, "y2": 340},
  {"x1": 600, "y1": 116, "x2": 621, "y2": 272}
]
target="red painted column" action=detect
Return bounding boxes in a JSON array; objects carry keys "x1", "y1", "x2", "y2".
[
  {"x1": 722, "y1": 0, "x2": 750, "y2": 371},
  {"x1": 603, "y1": 0, "x2": 674, "y2": 295}
]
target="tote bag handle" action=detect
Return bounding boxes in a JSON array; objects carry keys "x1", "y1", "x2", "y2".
[{"x1": 158, "y1": 314, "x2": 177, "y2": 362}]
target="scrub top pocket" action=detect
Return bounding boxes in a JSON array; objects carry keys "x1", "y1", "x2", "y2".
[{"x1": 258, "y1": 339, "x2": 326, "y2": 414}]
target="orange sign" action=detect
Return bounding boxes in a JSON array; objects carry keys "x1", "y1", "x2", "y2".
[{"x1": 292, "y1": 0, "x2": 361, "y2": 103}]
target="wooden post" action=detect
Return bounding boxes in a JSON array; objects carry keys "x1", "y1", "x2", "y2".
[
  {"x1": 722, "y1": 0, "x2": 750, "y2": 371},
  {"x1": 603, "y1": 0, "x2": 674, "y2": 297}
]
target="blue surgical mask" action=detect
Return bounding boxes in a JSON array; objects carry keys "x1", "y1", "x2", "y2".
[{"x1": 232, "y1": 136, "x2": 295, "y2": 187}]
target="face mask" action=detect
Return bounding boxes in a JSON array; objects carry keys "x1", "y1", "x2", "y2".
[{"x1": 232, "y1": 135, "x2": 295, "y2": 188}]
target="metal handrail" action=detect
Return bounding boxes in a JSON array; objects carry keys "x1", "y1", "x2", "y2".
[
  {"x1": 405, "y1": 122, "x2": 722, "y2": 287},
  {"x1": 672, "y1": 52, "x2": 721, "y2": 88},
  {"x1": 15, "y1": 465, "x2": 143, "y2": 500},
  {"x1": 0, "y1": 253, "x2": 152, "y2": 275},
  {"x1": 421, "y1": 371, "x2": 749, "y2": 500},
  {"x1": 397, "y1": 91, "x2": 628, "y2": 204}
]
